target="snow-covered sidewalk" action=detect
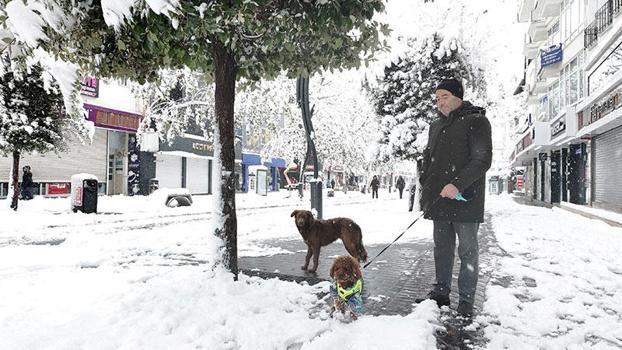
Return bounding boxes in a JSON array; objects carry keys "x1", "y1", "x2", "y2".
[
  {"x1": 479, "y1": 195, "x2": 622, "y2": 349},
  {"x1": 1, "y1": 192, "x2": 621, "y2": 349},
  {"x1": 0, "y1": 189, "x2": 441, "y2": 350}
]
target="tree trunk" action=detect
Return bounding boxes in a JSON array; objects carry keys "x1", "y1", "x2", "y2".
[
  {"x1": 10, "y1": 150, "x2": 20, "y2": 211},
  {"x1": 212, "y1": 40, "x2": 239, "y2": 280}
]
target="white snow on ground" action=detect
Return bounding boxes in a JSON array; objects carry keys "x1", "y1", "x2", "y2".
[
  {"x1": 2, "y1": 190, "x2": 622, "y2": 349},
  {"x1": 560, "y1": 201, "x2": 622, "y2": 226},
  {"x1": 480, "y1": 194, "x2": 622, "y2": 349},
  {"x1": 0, "y1": 189, "x2": 439, "y2": 350}
]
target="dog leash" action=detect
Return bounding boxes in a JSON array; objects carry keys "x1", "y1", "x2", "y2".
[{"x1": 362, "y1": 192, "x2": 468, "y2": 269}]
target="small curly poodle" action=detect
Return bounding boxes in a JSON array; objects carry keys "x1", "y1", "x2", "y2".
[{"x1": 329, "y1": 255, "x2": 363, "y2": 320}]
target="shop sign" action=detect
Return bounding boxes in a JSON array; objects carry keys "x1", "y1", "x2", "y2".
[
  {"x1": 581, "y1": 88, "x2": 622, "y2": 129},
  {"x1": 159, "y1": 136, "x2": 215, "y2": 157},
  {"x1": 192, "y1": 142, "x2": 213, "y2": 153},
  {"x1": 48, "y1": 183, "x2": 70, "y2": 195},
  {"x1": 84, "y1": 104, "x2": 141, "y2": 132},
  {"x1": 80, "y1": 77, "x2": 99, "y2": 97},
  {"x1": 551, "y1": 119, "x2": 566, "y2": 138},
  {"x1": 540, "y1": 44, "x2": 563, "y2": 68}
]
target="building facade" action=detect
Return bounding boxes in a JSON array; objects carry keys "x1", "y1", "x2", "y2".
[
  {"x1": 0, "y1": 78, "x2": 144, "y2": 197},
  {"x1": 0, "y1": 79, "x2": 247, "y2": 198},
  {"x1": 513, "y1": 0, "x2": 622, "y2": 213}
]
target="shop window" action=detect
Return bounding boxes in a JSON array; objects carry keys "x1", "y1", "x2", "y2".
[
  {"x1": 588, "y1": 40, "x2": 622, "y2": 95},
  {"x1": 548, "y1": 20, "x2": 560, "y2": 45},
  {"x1": 561, "y1": 0, "x2": 583, "y2": 42}
]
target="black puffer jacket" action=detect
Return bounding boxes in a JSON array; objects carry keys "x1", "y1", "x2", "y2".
[{"x1": 420, "y1": 101, "x2": 492, "y2": 223}]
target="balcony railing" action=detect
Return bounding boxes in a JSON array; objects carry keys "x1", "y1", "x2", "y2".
[
  {"x1": 585, "y1": 22, "x2": 598, "y2": 48},
  {"x1": 596, "y1": 1, "x2": 613, "y2": 33},
  {"x1": 584, "y1": 0, "x2": 622, "y2": 49}
]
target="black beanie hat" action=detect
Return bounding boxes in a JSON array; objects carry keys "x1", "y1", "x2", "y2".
[{"x1": 436, "y1": 79, "x2": 464, "y2": 99}]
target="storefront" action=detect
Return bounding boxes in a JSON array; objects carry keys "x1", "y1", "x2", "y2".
[
  {"x1": 264, "y1": 157, "x2": 286, "y2": 191},
  {"x1": 149, "y1": 134, "x2": 243, "y2": 195},
  {"x1": 0, "y1": 102, "x2": 142, "y2": 197},
  {"x1": 155, "y1": 135, "x2": 214, "y2": 195},
  {"x1": 592, "y1": 125, "x2": 622, "y2": 212},
  {"x1": 84, "y1": 103, "x2": 144, "y2": 196},
  {"x1": 577, "y1": 86, "x2": 622, "y2": 212}
]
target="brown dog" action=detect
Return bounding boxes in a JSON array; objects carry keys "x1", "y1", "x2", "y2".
[
  {"x1": 329, "y1": 256, "x2": 363, "y2": 320},
  {"x1": 291, "y1": 210, "x2": 368, "y2": 273}
]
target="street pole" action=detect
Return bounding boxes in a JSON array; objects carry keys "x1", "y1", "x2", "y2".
[{"x1": 297, "y1": 75, "x2": 322, "y2": 219}]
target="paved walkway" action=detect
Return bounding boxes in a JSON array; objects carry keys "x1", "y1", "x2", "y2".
[{"x1": 240, "y1": 214, "x2": 504, "y2": 349}]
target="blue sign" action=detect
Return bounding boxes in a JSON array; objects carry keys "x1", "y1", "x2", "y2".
[{"x1": 540, "y1": 44, "x2": 563, "y2": 68}]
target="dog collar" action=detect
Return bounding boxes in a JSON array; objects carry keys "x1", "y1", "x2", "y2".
[{"x1": 337, "y1": 279, "x2": 363, "y2": 301}]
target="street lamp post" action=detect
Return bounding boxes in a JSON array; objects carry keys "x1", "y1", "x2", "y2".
[{"x1": 296, "y1": 75, "x2": 323, "y2": 219}]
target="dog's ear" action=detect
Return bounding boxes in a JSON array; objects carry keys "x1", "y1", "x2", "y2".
[
  {"x1": 329, "y1": 260, "x2": 336, "y2": 279},
  {"x1": 352, "y1": 258, "x2": 362, "y2": 280},
  {"x1": 290, "y1": 210, "x2": 298, "y2": 218}
]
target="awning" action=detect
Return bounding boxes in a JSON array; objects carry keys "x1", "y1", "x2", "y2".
[
  {"x1": 266, "y1": 157, "x2": 287, "y2": 168},
  {"x1": 157, "y1": 151, "x2": 212, "y2": 160},
  {"x1": 242, "y1": 152, "x2": 262, "y2": 165}
]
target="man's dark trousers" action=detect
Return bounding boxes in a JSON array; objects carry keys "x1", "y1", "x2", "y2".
[{"x1": 433, "y1": 221, "x2": 479, "y2": 305}]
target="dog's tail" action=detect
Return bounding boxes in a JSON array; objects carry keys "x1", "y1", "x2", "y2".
[{"x1": 352, "y1": 222, "x2": 368, "y2": 263}]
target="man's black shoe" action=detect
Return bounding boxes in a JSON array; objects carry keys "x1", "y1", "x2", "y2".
[
  {"x1": 457, "y1": 301, "x2": 474, "y2": 318},
  {"x1": 414, "y1": 291, "x2": 450, "y2": 307}
]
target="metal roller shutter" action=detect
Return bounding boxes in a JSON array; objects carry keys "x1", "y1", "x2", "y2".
[
  {"x1": 186, "y1": 157, "x2": 209, "y2": 194},
  {"x1": 0, "y1": 128, "x2": 107, "y2": 182},
  {"x1": 593, "y1": 125, "x2": 622, "y2": 211},
  {"x1": 155, "y1": 154, "x2": 182, "y2": 189}
]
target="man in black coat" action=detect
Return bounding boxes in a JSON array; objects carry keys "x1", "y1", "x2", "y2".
[
  {"x1": 21, "y1": 166, "x2": 34, "y2": 200},
  {"x1": 370, "y1": 175, "x2": 379, "y2": 199},
  {"x1": 415, "y1": 79, "x2": 492, "y2": 318},
  {"x1": 396, "y1": 175, "x2": 405, "y2": 199}
]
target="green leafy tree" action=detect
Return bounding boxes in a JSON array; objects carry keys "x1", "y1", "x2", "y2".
[
  {"x1": 0, "y1": 55, "x2": 84, "y2": 210},
  {"x1": 3, "y1": 0, "x2": 388, "y2": 276}
]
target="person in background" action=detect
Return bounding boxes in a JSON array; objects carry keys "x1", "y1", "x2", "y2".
[
  {"x1": 21, "y1": 166, "x2": 34, "y2": 200},
  {"x1": 396, "y1": 175, "x2": 406, "y2": 199},
  {"x1": 370, "y1": 175, "x2": 379, "y2": 199}
]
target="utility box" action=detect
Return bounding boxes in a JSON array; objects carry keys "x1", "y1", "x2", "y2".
[
  {"x1": 71, "y1": 174, "x2": 98, "y2": 213},
  {"x1": 488, "y1": 176, "x2": 502, "y2": 195}
]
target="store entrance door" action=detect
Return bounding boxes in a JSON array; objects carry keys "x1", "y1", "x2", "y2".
[{"x1": 107, "y1": 131, "x2": 127, "y2": 195}]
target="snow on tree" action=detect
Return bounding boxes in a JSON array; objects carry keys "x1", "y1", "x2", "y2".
[
  {"x1": 1, "y1": 0, "x2": 389, "y2": 277},
  {"x1": 135, "y1": 69, "x2": 215, "y2": 143},
  {"x1": 375, "y1": 0, "x2": 526, "y2": 174},
  {"x1": 368, "y1": 33, "x2": 486, "y2": 162},
  {"x1": 0, "y1": 52, "x2": 87, "y2": 210},
  {"x1": 140, "y1": 70, "x2": 379, "y2": 176}
]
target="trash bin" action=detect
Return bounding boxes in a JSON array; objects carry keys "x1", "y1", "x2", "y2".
[
  {"x1": 149, "y1": 178, "x2": 159, "y2": 194},
  {"x1": 71, "y1": 174, "x2": 98, "y2": 214}
]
